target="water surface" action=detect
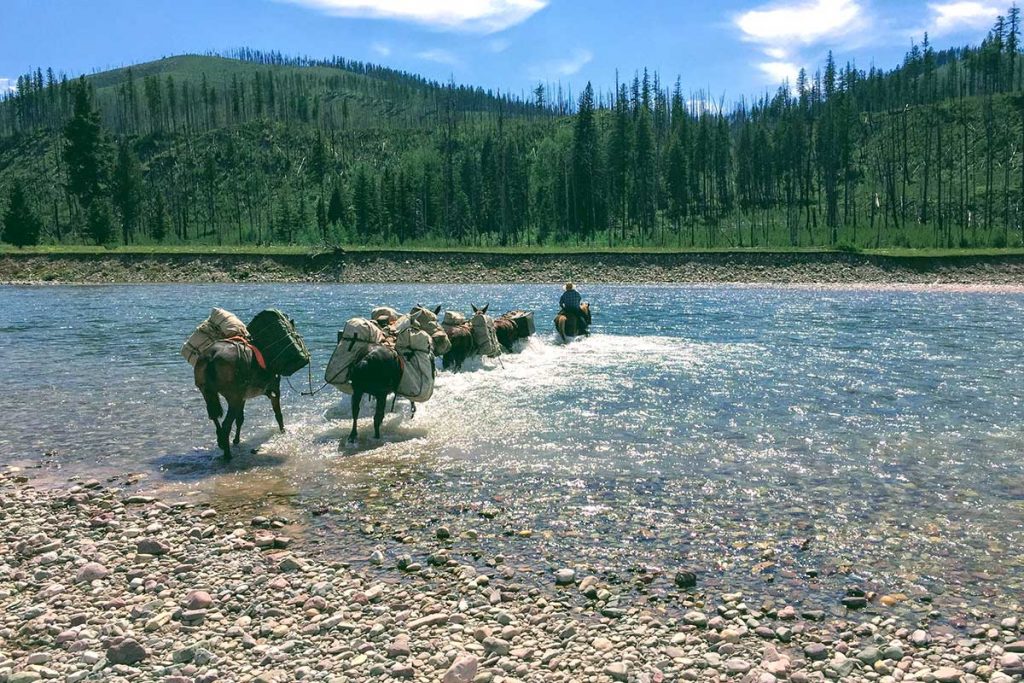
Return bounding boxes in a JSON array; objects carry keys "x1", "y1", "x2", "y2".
[{"x1": 2, "y1": 283, "x2": 1022, "y2": 618}]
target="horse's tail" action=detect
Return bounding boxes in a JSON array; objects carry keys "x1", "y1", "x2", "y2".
[{"x1": 200, "y1": 358, "x2": 224, "y2": 421}]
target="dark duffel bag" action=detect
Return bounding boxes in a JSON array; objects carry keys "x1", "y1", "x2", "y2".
[{"x1": 248, "y1": 309, "x2": 310, "y2": 376}]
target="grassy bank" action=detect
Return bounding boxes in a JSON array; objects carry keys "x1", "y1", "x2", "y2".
[{"x1": 5, "y1": 244, "x2": 1024, "y2": 257}]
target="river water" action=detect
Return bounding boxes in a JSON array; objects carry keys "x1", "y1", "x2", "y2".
[{"x1": 2, "y1": 283, "x2": 1023, "y2": 620}]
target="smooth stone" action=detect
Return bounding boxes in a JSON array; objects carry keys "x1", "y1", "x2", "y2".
[
  {"x1": 106, "y1": 638, "x2": 148, "y2": 665},
  {"x1": 75, "y1": 562, "x2": 109, "y2": 582},
  {"x1": 442, "y1": 654, "x2": 479, "y2": 683},
  {"x1": 933, "y1": 667, "x2": 964, "y2": 682},
  {"x1": 605, "y1": 662, "x2": 628, "y2": 682},
  {"x1": 136, "y1": 538, "x2": 170, "y2": 556},
  {"x1": 804, "y1": 643, "x2": 828, "y2": 661},
  {"x1": 555, "y1": 568, "x2": 575, "y2": 585}
]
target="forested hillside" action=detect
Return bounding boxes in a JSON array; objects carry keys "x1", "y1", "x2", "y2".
[{"x1": 2, "y1": 9, "x2": 1024, "y2": 250}]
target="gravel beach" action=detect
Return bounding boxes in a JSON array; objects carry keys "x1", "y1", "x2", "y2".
[
  {"x1": 2, "y1": 470, "x2": 1023, "y2": 683},
  {"x1": 2, "y1": 250, "x2": 1024, "y2": 285}
]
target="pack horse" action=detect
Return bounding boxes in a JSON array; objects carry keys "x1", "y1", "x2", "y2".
[{"x1": 184, "y1": 308, "x2": 310, "y2": 458}]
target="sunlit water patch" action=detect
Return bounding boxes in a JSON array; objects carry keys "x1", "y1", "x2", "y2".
[{"x1": 1, "y1": 283, "x2": 1023, "y2": 619}]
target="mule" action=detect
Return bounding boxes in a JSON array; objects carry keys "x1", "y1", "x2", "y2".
[
  {"x1": 345, "y1": 305, "x2": 444, "y2": 444},
  {"x1": 348, "y1": 345, "x2": 403, "y2": 443},
  {"x1": 442, "y1": 324, "x2": 474, "y2": 370},
  {"x1": 194, "y1": 339, "x2": 284, "y2": 459},
  {"x1": 555, "y1": 302, "x2": 591, "y2": 342}
]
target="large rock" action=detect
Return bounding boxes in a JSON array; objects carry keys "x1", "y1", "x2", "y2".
[
  {"x1": 932, "y1": 667, "x2": 964, "y2": 683},
  {"x1": 186, "y1": 590, "x2": 213, "y2": 610},
  {"x1": 75, "y1": 562, "x2": 109, "y2": 582},
  {"x1": 136, "y1": 538, "x2": 170, "y2": 556},
  {"x1": 106, "y1": 638, "x2": 147, "y2": 665},
  {"x1": 442, "y1": 654, "x2": 479, "y2": 683}
]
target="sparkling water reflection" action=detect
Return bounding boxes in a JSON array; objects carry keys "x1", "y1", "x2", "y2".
[{"x1": 1, "y1": 283, "x2": 1023, "y2": 616}]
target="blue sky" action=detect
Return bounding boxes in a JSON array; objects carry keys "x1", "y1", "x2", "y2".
[{"x1": 0, "y1": 0, "x2": 1013, "y2": 102}]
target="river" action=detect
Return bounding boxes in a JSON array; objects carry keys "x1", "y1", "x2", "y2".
[{"x1": 1, "y1": 283, "x2": 1022, "y2": 621}]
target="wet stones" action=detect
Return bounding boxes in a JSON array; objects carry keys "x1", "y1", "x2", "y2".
[
  {"x1": 683, "y1": 611, "x2": 708, "y2": 628},
  {"x1": 554, "y1": 568, "x2": 575, "y2": 585},
  {"x1": 804, "y1": 643, "x2": 828, "y2": 661},
  {"x1": 674, "y1": 571, "x2": 697, "y2": 589}
]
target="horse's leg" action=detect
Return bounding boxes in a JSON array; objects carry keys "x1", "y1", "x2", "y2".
[
  {"x1": 220, "y1": 401, "x2": 238, "y2": 458},
  {"x1": 233, "y1": 400, "x2": 245, "y2": 445},
  {"x1": 410, "y1": 401, "x2": 416, "y2": 419},
  {"x1": 270, "y1": 391, "x2": 284, "y2": 433},
  {"x1": 373, "y1": 393, "x2": 387, "y2": 439},
  {"x1": 348, "y1": 390, "x2": 362, "y2": 443}
]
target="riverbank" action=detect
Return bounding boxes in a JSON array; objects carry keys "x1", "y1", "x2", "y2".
[
  {"x1": 1, "y1": 471, "x2": 1022, "y2": 683},
  {"x1": 3, "y1": 249, "x2": 1024, "y2": 285}
]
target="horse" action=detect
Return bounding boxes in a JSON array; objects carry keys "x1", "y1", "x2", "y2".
[
  {"x1": 555, "y1": 302, "x2": 591, "y2": 342},
  {"x1": 495, "y1": 312, "x2": 533, "y2": 351},
  {"x1": 346, "y1": 305, "x2": 445, "y2": 443},
  {"x1": 348, "y1": 344, "x2": 403, "y2": 443},
  {"x1": 442, "y1": 324, "x2": 474, "y2": 370},
  {"x1": 194, "y1": 339, "x2": 284, "y2": 459}
]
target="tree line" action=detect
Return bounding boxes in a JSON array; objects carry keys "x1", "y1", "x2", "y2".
[{"x1": 2, "y1": 6, "x2": 1023, "y2": 249}]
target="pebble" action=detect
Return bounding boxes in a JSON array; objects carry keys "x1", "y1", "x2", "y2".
[
  {"x1": 106, "y1": 638, "x2": 147, "y2": 665},
  {"x1": 554, "y1": 568, "x2": 575, "y2": 585},
  {"x1": 74, "y1": 562, "x2": 109, "y2": 582}
]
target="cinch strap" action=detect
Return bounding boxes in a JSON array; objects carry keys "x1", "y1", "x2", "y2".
[{"x1": 225, "y1": 336, "x2": 267, "y2": 371}]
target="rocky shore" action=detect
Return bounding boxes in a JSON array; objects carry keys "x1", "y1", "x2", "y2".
[
  {"x1": 2, "y1": 470, "x2": 1023, "y2": 683},
  {"x1": 2, "y1": 250, "x2": 1024, "y2": 285}
]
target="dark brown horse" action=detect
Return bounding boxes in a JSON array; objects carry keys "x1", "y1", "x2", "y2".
[
  {"x1": 194, "y1": 340, "x2": 284, "y2": 458},
  {"x1": 348, "y1": 345, "x2": 403, "y2": 442},
  {"x1": 441, "y1": 324, "x2": 474, "y2": 370},
  {"x1": 495, "y1": 311, "x2": 534, "y2": 351},
  {"x1": 555, "y1": 302, "x2": 591, "y2": 342}
]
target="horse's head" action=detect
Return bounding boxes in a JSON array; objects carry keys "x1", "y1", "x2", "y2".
[
  {"x1": 410, "y1": 305, "x2": 451, "y2": 357},
  {"x1": 580, "y1": 302, "x2": 592, "y2": 324},
  {"x1": 471, "y1": 303, "x2": 489, "y2": 316}
]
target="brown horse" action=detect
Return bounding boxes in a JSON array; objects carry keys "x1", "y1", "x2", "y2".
[
  {"x1": 495, "y1": 310, "x2": 534, "y2": 351},
  {"x1": 348, "y1": 344, "x2": 404, "y2": 443},
  {"x1": 441, "y1": 324, "x2": 474, "y2": 370},
  {"x1": 194, "y1": 339, "x2": 284, "y2": 458},
  {"x1": 555, "y1": 302, "x2": 591, "y2": 342}
]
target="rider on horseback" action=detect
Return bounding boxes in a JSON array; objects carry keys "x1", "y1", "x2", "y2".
[{"x1": 559, "y1": 282, "x2": 584, "y2": 323}]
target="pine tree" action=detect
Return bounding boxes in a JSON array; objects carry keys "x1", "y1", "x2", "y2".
[
  {"x1": 63, "y1": 78, "x2": 108, "y2": 211},
  {"x1": 86, "y1": 200, "x2": 114, "y2": 245},
  {"x1": 2, "y1": 183, "x2": 43, "y2": 246},
  {"x1": 112, "y1": 139, "x2": 143, "y2": 245}
]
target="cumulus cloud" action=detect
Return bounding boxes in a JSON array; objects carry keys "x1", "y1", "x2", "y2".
[
  {"x1": 734, "y1": 0, "x2": 868, "y2": 86},
  {"x1": 926, "y1": 1, "x2": 1001, "y2": 35},
  {"x1": 279, "y1": 0, "x2": 547, "y2": 33},
  {"x1": 758, "y1": 60, "x2": 802, "y2": 85},
  {"x1": 736, "y1": 0, "x2": 865, "y2": 45},
  {"x1": 416, "y1": 48, "x2": 461, "y2": 65},
  {"x1": 371, "y1": 42, "x2": 391, "y2": 57},
  {"x1": 528, "y1": 48, "x2": 593, "y2": 79}
]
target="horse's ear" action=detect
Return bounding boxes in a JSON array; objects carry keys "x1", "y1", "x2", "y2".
[
  {"x1": 434, "y1": 305, "x2": 442, "y2": 315},
  {"x1": 482, "y1": 304, "x2": 489, "y2": 315},
  {"x1": 471, "y1": 304, "x2": 478, "y2": 314}
]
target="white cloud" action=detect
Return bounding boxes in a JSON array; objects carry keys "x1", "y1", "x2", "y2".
[
  {"x1": 371, "y1": 41, "x2": 391, "y2": 57},
  {"x1": 528, "y1": 48, "x2": 593, "y2": 79},
  {"x1": 758, "y1": 60, "x2": 801, "y2": 85},
  {"x1": 0, "y1": 77, "x2": 16, "y2": 93},
  {"x1": 416, "y1": 48, "x2": 461, "y2": 65},
  {"x1": 736, "y1": 0, "x2": 866, "y2": 45},
  {"x1": 734, "y1": 0, "x2": 868, "y2": 87},
  {"x1": 927, "y1": 1, "x2": 1000, "y2": 35},
  {"x1": 489, "y1": 38, "x2": 511, "y2": 53},
  {"x1": 279, "y1": 0, "x2": 547, "y2": 33}
]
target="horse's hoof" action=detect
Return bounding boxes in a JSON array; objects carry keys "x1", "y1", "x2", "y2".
[{"x1": 250, "y1": 448, "x2": 259, "y2": 454}]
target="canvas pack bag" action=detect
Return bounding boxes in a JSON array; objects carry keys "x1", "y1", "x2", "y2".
[
  {"x1": 442, "y1": 310, "x2": 466, "y2": 327},
  {"x1": 503, "y1": 310, "x2": 536, "y2": 337},
  {"x1": 325, "y1": 317, "x2": 386, "y2": 394},
  {"x1": 395, "y1": 318, "x2": 435, "y2": 402},
  {"x1": 181, "y1": 307, "x2": 249, "y2": 367},
  {"x1": 247, "y1": 309, "x2": 310, "y2": 377},
  {"x1": 408, "y1": 307, "x2": 452, "y2": 356},
  {"x1": 371, "y1": 306, "x2": 400, "y2": 324},
  {"x1": 471, "y1": 312, "x2": 501, "y2": 357}
]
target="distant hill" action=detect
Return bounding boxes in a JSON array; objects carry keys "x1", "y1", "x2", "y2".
[{"x1": 1, "y1": 10, "x2": 1023, "y2": 251}]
